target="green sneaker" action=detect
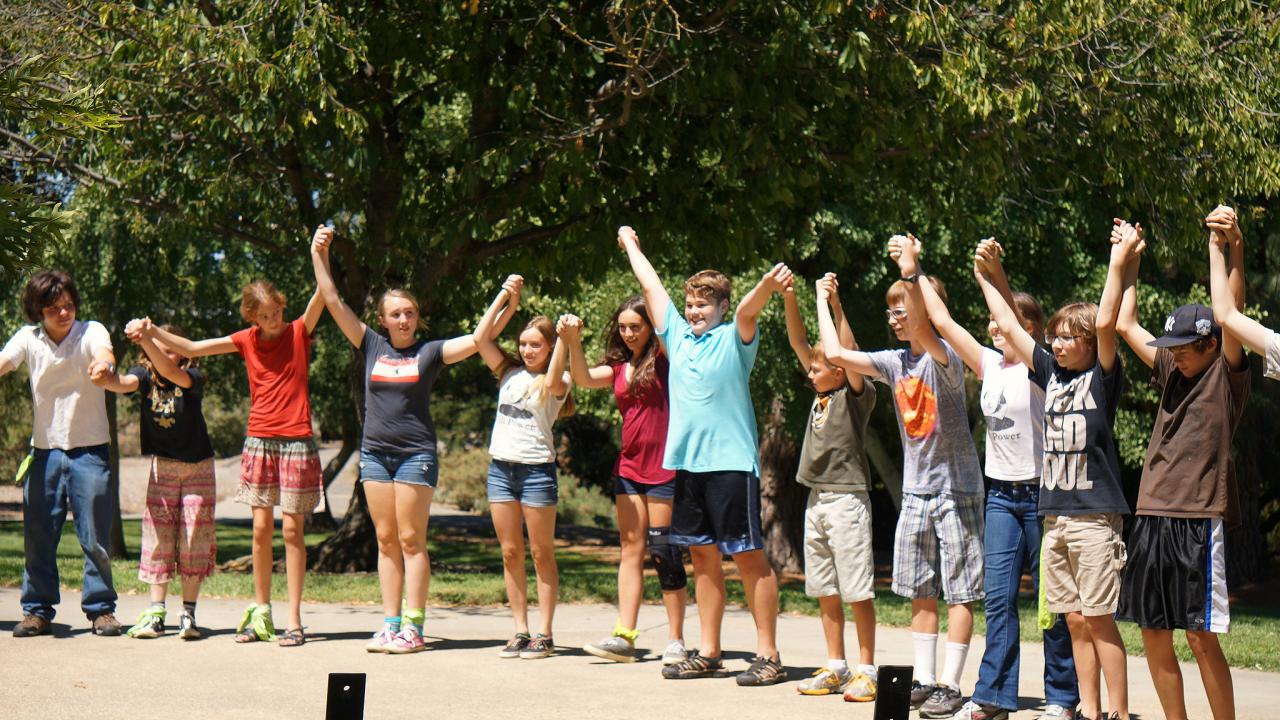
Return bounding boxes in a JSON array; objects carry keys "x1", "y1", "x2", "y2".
[{"x1": 126, "y1": 607, "x2": 166, "y2": 639}]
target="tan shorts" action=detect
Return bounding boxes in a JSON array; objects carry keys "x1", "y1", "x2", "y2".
[
  {"x1": 803, "y1": 489, "x2": 875, "y2": 602},
  {"x1": 1043, "y1": 513, "x2": 1127, "y2": 616}
]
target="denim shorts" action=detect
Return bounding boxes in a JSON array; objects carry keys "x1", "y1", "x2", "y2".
[
  {"x1": 486, "y1": 460, "x2": 558, "y2": 507},
  {"x1": 359, "y1": 449, "x2": 439, "y2": 488},
  {"x1": 613, "y1": 475, "x2": 676, "y2": 500}
]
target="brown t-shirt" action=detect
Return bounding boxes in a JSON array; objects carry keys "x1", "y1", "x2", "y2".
[{"x1": 1137, "y1": 349, "x2": 1249, "y2": 521}]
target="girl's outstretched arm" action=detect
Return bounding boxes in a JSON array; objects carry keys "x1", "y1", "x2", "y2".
[
  {"x1": 441, "y1": 275, "x2": 521, "y2": 365},
  {"x1": 488, "y1": 275, "x2": 523, "y2": 340},
  {"x1": 127, "y1": 318, "x2": 194, "y2": 389},
  {"x1": 975, "y1": 241, "x2": 1037, "y2": 368},
  {"x1": 310, "y1": 226, "x2": 367, "y2": 347},
  {"x1": 144, "y1": 324, "x2": 237, "y2": 359},
  {"x1": 544, "y1": 334, "x2": 572, "y2": 398},
  {"x1": 557, "y1": 314, "x2": 614, "y2": 390}
]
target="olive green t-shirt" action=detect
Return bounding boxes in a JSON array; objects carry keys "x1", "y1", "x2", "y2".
[{"x1": 796, "y1": 382, "x2": 876, "y2": 491}]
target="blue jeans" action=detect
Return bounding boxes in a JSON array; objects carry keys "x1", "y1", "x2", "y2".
[
  {"x1": 972, "y1": 481, "x2": 1078, "y2": 710},
  {"x1": 21, "y1": 445, "x2": 117, "y2": 620}
]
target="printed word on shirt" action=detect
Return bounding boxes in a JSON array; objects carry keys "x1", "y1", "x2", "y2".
[{"x1": 1042, "y1": 372, "x2": 1095, "y2": 491}]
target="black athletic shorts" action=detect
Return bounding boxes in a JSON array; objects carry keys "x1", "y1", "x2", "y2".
[
  {"x1": 1116, "y1": 515, "x2": 1230, "y2": 632},
  {"x1": 669, "y1": 470, "x2": 763, "y2": 555}
]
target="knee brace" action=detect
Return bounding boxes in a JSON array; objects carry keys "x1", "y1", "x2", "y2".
[{"x1": 647, "y1": 526, "x2": 688, "y2": 591}]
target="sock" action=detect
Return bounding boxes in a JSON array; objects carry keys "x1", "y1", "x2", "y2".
[
  {"x1": 403, "y1": 608, "x2": 425, "y2": 633},
  {"x1": 858, "y1": 663, "x2": 878, "y2": 680},
  {"x1": 940, "y1": 642, "x2": 969, "y2": 690},
  {"x1": 827, "y1": 658, "x2": 850, "y2": 674},
  {"x1": 182, "y1": 600, "x2": 197, "y2": 617},
  {"x1": 384, "y1": 615, "x2": 402, "y2": 633},
  {"x1": 612, "y1": 620, "x2": 639, "y2": 643},
  {"x1": 150, "y1": 601, "x2": 166, "y2": 612},
  {"x1": 912, "y1": 632, "x2": 939, "y2": 686}
]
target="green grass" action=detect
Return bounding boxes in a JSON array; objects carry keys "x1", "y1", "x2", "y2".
[{"x1": 1, "y1": 520, "x2": 1276, "y2": 672}]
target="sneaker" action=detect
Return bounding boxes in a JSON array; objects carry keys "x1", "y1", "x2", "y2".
[
  {"x1": 797, "y1": 667, "x2": 852, "y2": 696},
  {"x1": 735, "y1": 655, "x2": 786, "y2": 687},
  {"x1": 912, "y1": 682, "x2": 939, "y2": 710},
  {"x1": 920, "y1": 685, "x2": 966, "y2": 718},
  {"x1": 843, "y1": 672, "x2": 878, "y2": 702},
  {"x1": 387, "y1": 625, "x2": 427, "y2": 654},
  {"x1": 13, "y1": 614, "x2": 50, "y2": 638},
  {"x1": 1037, "y1": 705, "x2": 1075, "y2": 720},
  {"x1": 661, "y1": 650, "x2": 724, "y2": 679},
  {"x1": 92, "y1": 612, "x2": 123, "y2": 637},
  {"x1": 661, "y1": 639, "x2": 688, "y2": 666},
  {"x1": 520, "y1": 633, "x2": 554, "y2": 659},
  {"x1": 125, "y1": 608, "x2": 166, "y2": 639},
  {"x1": 499, "y1": 632, "x2": 531, "y2": 658},
  {"x1": 584, "y1": 634, "x2": 636, "y2": 663},
  {"x1": 948, "y1": 700, "x2": 1010, "y2": 720},
  {"x1": 366, "y1": 625, "x2": 398, "y2": 653},
  {"x1": 177, "y1": 611, "x2": 202, "y2": 640}
]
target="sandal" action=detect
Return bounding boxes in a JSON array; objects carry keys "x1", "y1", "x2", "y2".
[
  {"x1": 234, "y1": 603, "x2": 276, "y2": 643},
  {"x1": 278, "y1": 627, "x2": 306, "y2": 647}
]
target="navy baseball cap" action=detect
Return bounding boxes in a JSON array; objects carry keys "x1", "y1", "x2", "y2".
[{"x1": 1148, "y1": 304, "x2": 1219, "y2": 348}]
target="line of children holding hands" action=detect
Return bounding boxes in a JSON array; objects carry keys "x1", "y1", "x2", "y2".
[{"x1": 8, "y1": 207, "x2": 1255, "y2": 720}]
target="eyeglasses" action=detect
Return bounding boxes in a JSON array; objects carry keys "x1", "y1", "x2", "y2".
[
  {"x1": 1044, "y1": 334, "x2": 1086, "y2": 344},
  {"x1": 885, "y1": 307, "x2": 908, "y2": 320}
]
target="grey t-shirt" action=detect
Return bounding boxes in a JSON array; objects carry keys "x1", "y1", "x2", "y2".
[
  {"x1": 361, "y1": 327, "x2": 446, "y2": 454},
  {"x1": 796, "y1": 382, "x2": 877, "y2": 491},
  {"x1": 868, "y1": 341, "x2": 983, "y2": 496}
]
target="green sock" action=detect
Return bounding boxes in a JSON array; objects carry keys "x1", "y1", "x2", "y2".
[{"x1": 403, "y1": 608, "x2": 425, "y2": 633}]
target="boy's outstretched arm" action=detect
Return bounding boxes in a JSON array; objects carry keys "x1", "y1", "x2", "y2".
[
  {"x1": 736, "y1": 263, "x2": 791, "y2": 344},
  {"x1": 888, "y1": 234, "x2": 949, "y2": 366},
  {"x1": 901, "y1": 238, "x2": 985, "y2": 375},
  {"x1": 1110, "y1": 220, "x2": 1157, "y2": 369},
  {"x1": 781, "y1": 278, "x2": 812, "y2": 371},
  {"x1": 1207, "y1": 206, "x2": 1251, "y2": 367},
  {"x1": 617, "y1": 226, "x2": 671, "y2": 333},
  {"x1": 1095, "y1": 222, "x2": 1129, "y2": 374},
  {"x1": 817, "y1": 273, "x2": 866, "y2": 393},
  {"x1": 816, "y1": 278, "x2": 880, "y2": 379},
  {"x1": 974, "y1": 241, "x2": 1038, "y2": 368}
]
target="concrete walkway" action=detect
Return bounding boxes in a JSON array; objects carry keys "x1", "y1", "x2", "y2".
[{"x1": 1, "y1": 587, "x2": 1275, "y2": 719}]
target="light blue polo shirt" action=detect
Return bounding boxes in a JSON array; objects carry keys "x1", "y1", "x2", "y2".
[{"x1": 658, "y1": 303, "x2": 760, "y2": 473}]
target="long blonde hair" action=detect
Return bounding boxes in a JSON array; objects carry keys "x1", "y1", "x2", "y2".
[{"x1": 494, "y1": 316, "x2": 576, "y2": 419}]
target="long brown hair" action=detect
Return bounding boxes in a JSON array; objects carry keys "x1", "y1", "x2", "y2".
[
  {"x1": 599, "y1": 295, "x2": 661, "y2": 399},
  {"x1": 494, "y1": 316, "x2": 576, "y2": 418}
]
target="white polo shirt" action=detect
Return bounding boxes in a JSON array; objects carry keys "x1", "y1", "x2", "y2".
[{"x1": 0, "y1": 320, "x2": 112, "y2": 449}]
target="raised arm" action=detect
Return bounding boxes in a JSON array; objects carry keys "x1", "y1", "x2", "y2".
[
  {"x1": 126, "y1": 318, "x2": 194, "y2": 388},
  {"x1": 891, "y1": 240, "x2": 982, "y2": 375},
  {"x1": 974, "y1": 241, "x2": 1037, "y2": 368},
  {"x1": 145, "y1": 323, "x2": 237, "y2": 358},
  {"x1": 736, "y1": 263, "x2": 791, "y2": 344},
  {"x1": 1094, "y1": 222, "x2": 1128, "y2": 374},
  {"x1": 302, "y1": 288, "x2": 326, "y2": 335},
  {"x1": 888, "y1": 234, "x2": 949, "y2": 366},
  {"x1": 617, "y1": 226, "x2": 671, "y2": 333},
  {"x1": 816, "y1": 277, "x2": 880, "y2": 378},
  {"x1": 556, "y1": 314, "x2": 614, "y2": 390},
  {"x1": 544, "y1": 333, "x2": 572, "y2": 398},
  {"x1": 1206, "y1": 206, "x2": 1251, "y2": 367},
  {"x1": 817, "y1": 273, "x2": 867, "y2": 393},
  {"x1": 781, "y1": 278, "x2": 813, "y2": 371},
  {"x1": 487, "y1": 275, "x2": 522, "y2": 340},
  {"x1": 1110, "y1": 220, "x2": 1157, "y2": 369},
  {"x1": 439, "y1": 274, "x2": 517, "y2": 365},
  {"x1": 310, "y1": 226, "x2": 367, "y2": 347}
]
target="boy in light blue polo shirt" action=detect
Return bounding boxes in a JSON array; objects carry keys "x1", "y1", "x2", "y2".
[{"x1": 617, "y1": 225, "x2": 790, "y2": 686}]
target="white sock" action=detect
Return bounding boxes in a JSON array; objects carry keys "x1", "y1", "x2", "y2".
[
  {"x1": 940, "y1": 641, "x2": 969, "y2": 690},
  {"x1": 827, "y1": 658, "x2": 849, "y2": 673},
  {"x1": 858, "y1": 663, "x2": 878, "y2": 680},
  {"x1": 912, "y1": 632, "x2": 938, "y2": 685}
]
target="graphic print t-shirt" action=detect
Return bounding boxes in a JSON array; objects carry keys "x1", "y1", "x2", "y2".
[
  {"x1": 360, "y1": 327, "x2": 446, "y2": 454},
  {"x1": 127, "y1": 366, "x2": 215, "y2": 462},
  {"x1": 867, "y1": 341, "x2": 982, "y2": 496},
  {"x1": 487, "y1": 367, "x2": 569, "y2": 464},
  {"x1": 1031, "y1": 346, "x2": 1129, "y2": 516},
  {"x1": 979, "y1": 348, "x2": 1045, "y2": 482}
]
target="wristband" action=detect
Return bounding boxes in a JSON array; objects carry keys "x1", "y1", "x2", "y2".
[{"x1": 901, "y1": 272, "x2": 921, "y2": 284}]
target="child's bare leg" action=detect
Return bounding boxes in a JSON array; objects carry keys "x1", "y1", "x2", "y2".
[
  {"x1": 689, "y1": 544, "x2": 726, "y2": 657},
  {"x1": 850, "y1": 598, "x2": 876, "y2": 667},
  {"x1": 1067, "y1": 611, "x2": 1101, "y2": 718},
  {"x1": 1085, "y1": 614, "x2": 1128, "y2": 719},
  {"x1": 817, "y1": 595, "x2": 846, "y2": 661},
  {"x1": 1143, "y1": 628, "x2": 1188, "y2": 720},
  {"x1": 282, "y1": 511, "x2": 306, "y2": 629},
  {"x1": 733, "y1": 548, "x2": 780, "y2": 660},
  {"x1": 250, "y1": 506, "x2": 273, "y2": 606},
  {"x1": 1186, "y1": 630, "x2": 1235, "y2": 720}
]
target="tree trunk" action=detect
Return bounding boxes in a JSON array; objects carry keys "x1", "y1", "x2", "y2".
[
  {"x1": 309, "y1": 481, "x2": 378, "y2": 572},
  {"x1": 1226, "y1": 414, "x2": 1262, "y2": 585},
  {"x1": 106, "y1": 392, "x2": 128, "y2": 559},
  {"x1": 308, "y1": 433, "x2": 357, "y2": 532},
  {"x1": 759, "y1": 396, "x2": 805, "y2": 575},
  {"x1": 864, "y1": 425, "x2": 902, "y2": 513}
]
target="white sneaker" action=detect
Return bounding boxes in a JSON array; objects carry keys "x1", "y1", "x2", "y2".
[
  {"x1": 1038, "y1": 706, "x2": 1075, "y2": 720},
  {"x1": 661, "y1": 639, "x2": 688, "y2": 665}
]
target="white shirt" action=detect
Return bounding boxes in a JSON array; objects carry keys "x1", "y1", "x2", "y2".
[
  {"x1": 979, "y1": 348, "x2": 1045, "y2": 482},
  {"x1": 488, "y1": 367, "x2": 569, "y2": 464},
  {"x1": 0, "y1": 321, "x2": 112, "y2": 449},
  {"x1": 1266, "y1": 331, "x2": 1280, "y2": 381}
]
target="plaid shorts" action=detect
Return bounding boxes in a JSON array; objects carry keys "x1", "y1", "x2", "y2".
[
  {"x1": 236, "y1": 436, "x2": 322, "y2": 515},
  {"x1": 892, "y1": 491, "x2": 985, "y2": 603},
  {"x1": 139, "y1": 457, "x2": 217, "y2": 584}
]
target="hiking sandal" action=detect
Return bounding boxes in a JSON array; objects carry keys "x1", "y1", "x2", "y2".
[{"x1": 278, "y1": 627, "x2": 306, "y2": 647}]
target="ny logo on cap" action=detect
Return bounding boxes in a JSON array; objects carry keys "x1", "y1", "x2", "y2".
[{"x1": 1164, "y1": 315, "x2": 1176, "y2": 332}]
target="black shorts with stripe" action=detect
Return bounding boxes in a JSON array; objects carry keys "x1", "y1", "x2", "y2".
[{"x1": 1117, "y1": 515, "x2": 1229, "y2": 633}]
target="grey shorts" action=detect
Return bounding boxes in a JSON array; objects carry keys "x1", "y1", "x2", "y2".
[{"x1": 892, "y1": 491, "x2": 985, "y2": 604}]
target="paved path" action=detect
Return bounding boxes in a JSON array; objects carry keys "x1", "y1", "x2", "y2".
[{"x1": 1, "y1": 588, "x2": 1275, "y2": 719}]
